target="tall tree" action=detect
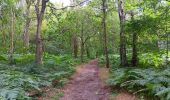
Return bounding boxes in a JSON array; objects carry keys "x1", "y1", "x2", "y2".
[
  {"x1": 72, "y1": 34, "x2": 78, "y2": 58},
  {"x1": 102, "y1": 0, "x2": 110, "y2": 68},
  {"x1": 80, "y1": 21, "x2": 84, "y2": 62},
  {"x1": 130, "y1": 11, "x2": 138, "y2": 67},
  {"x1": 118, "y1": 0, "x2": 127, "y2": 66},
  {"x1": 9, "y1": 8, "x2": 15, "y2": 64},
  {"x1": 23, "y1": 0, "x2": 32, "y2": 49},
  {"x1": 35, "y1": 0, "x2": 49, "y2": 65}
]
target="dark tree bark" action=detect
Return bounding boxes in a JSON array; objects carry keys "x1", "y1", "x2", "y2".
[
  {"x1": 80, "y1": 41, "x2": 84, "y2": 62},
  {"x1": 35, "y1": 0, "x2": 49, "y2": 65},
  {"x1": 102, "y1": 0, "x2": 110, "y2": 68},
  {"x1": 80, "y1": 22, "x2": 84, "y2": 62},
  {"x1": 86, "y1": 44, "x2": 90, "y2": 58},
  {"x1": 131, "y1": 11, "x2": 138, "y2": 67},
  {"x1": 118, "y1": 0, "x2": 128, "y2": 66},
  {"x1": 131, "y1": 31, "x2": 138, "y2": 66},
  {"x1": 72, "y1": 34, "x2": 78, "y2": 58}
]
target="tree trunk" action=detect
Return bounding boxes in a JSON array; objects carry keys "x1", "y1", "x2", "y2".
[
  {"x1": 23, "y1": 18, "x2": 31, "y2": 48},
  {"x1": 1, "y1": 23, "x2": 6, "y2": 47},
  {"x1": 131, "y1": 32, "x2": 138, "y2": 66},
  {"x1": 118, "y1": 0, "x2": 128, "y2": 66},
  {"x1": 80, "y1": 41, "x2": 84, "y2": 62},
  {"x1": 35, "y1": 17, "x2": 43, "y2": 65},
  {"x1": 72, "y1": 35, "x2": 78, "y2": 58},
  {"x1": 9, "y1": 8, "x2": 14, "y2": 64},
  {"x1": 23, "y1": 0, "x2": 31, "y2": 48},
  {"x1": 131, "y1": 12, "x2": 138, "y2": 67},
  {"x1": 102, "y1": 0, "x2": 110, "y2": 68},
  {"x1": 2, "y1": 31, "x2": 6, "y2": 47},
  {"x1": 86, "y1": 45, "x2": 90, "y2": 58},
  {"x1": 35, "y1": 0, "x2": 48, "y2": 65},
  {"x1": 80, "y1": 21, "x2": 84, "y2": 62}
]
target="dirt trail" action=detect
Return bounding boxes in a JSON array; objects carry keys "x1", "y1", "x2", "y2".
[
  {"x1": 39, "y1": 60, "x2": 137, "y2": 100},
  {"x1": 60, "y1": 60, "x2": 110, "y2": 100}
]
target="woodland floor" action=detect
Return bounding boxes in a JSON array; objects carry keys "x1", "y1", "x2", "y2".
[{"x1": 39, "y1": 60, "x2": 137, "y2": 100}]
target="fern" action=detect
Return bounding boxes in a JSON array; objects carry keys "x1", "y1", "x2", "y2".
[
  {"x1": 108, "y1": 67, "x2": 170, "y2": 99},
  {"x1": 107, "y1": 68, "x2": 127, "y2": 85},
  {"x1": 0, "y1": 88, "x2": 30, "y2": 100},
  {"x1": 0, "y1": 54, "x2": 77, "y2": 99},
  {"x1": 155, "y1": 87, "x2": 170, "y2": 97},
  {"x1": 167, "y1": 93, "x2": 170, "y2": 100}
]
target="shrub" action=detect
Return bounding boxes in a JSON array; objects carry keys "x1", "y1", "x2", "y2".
[{"x1": 139, "y1": 52, "x2": 168, "y2": 68}]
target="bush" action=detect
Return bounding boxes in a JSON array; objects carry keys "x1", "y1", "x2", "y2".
[{"x1": 139, "y1": 52, "x2": 169, "y2": 68}]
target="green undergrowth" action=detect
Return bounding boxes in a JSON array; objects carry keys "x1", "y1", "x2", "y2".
[
  {"x1": 99, "y1": 52, "x2": 170, "y2": 100},
  {"x1": 107, "y1": 67, "x2": 170, "y2": 100},
  {"x1": 0, "y1": 53, "x2": 82, "y2": 100},
  {"x1": 99, "y1": 51, "x2": 170, "y2": 68}
]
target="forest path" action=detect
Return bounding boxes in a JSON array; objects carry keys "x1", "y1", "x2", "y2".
[
  {"x1": 39, "y1": 59, "x2": 137, "y2": 100},
  {"x1": 60, "y1": 59, "x2": 110, "y2": 100}
]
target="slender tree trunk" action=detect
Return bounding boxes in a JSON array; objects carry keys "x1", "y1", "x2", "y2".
[
  {"x1": 9, "y1": 8, "x2": 15, "y2": 64},
  {"x1": 1, "y1": 7, "x2": 6, "y2": 48},
  {"x1": 2, "y1": 30, "x2": 6, "y2": 47},
  {"x1": 81, "y1": 41, "x2": 84, "y2": 62},
  {"x1": 23, "y1": 1, "x2": 31, "y2": 48},
  {"x1": 35, "y1": 0, "x2": 48, "y2": 65},
  {"x1": 80, "y1": 22, "x2": 84, "y2": 62},
  {"x1": 0, "y1": 23, "x2": 6, "y2": 47},
  {"x1": 72, "y1": 35, "x2": 78, "y2": 58},
  {"x1": 131, "y1": 32, "x2": 138, "y2": 66},
  {"x1": 118, "y1": 0, "x2": 128, "y2": 66},
  {"x1": 131, "y1": 12, "x2": 138, "y2": 67},
  {"x1": 102, "y1": 0, "x2": 110, "y2": 68},
  {"x1": 86, "y1": 45, "x2": 90, "y2": 58}
]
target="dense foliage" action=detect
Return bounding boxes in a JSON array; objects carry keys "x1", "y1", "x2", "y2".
[
  {"x1": 0, "y1": 54, "x2": 80, "y2": 99},
  {"x1": 99, "y1": 52, "x2": 170, "y2": 68},
  {"x1": 108, "y1": 67, "x2": 170, "y2": 100},
  {"x1": 0, "y1": 0, "x2": 169, "y2": 99}
]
